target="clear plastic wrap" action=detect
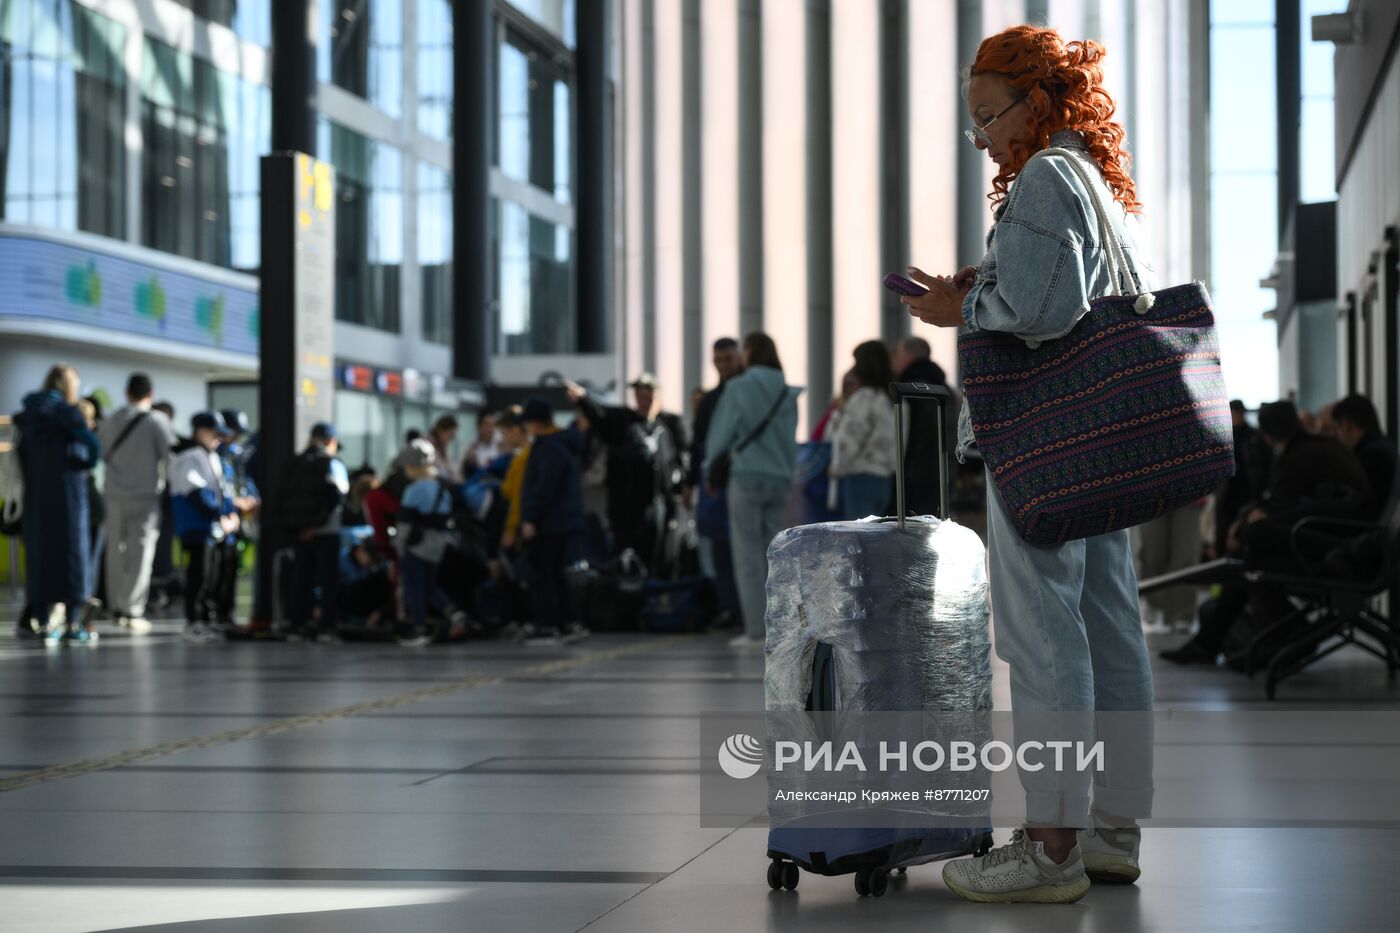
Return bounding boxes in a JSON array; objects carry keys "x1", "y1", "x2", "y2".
[{"x1": 763, "y1": 516, "x2": 992, "y2": 713}]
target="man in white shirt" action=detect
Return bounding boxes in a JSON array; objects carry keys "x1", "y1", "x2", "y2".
[{"x1": 97, "y1": 373, "x2": 178, "y2": 631}]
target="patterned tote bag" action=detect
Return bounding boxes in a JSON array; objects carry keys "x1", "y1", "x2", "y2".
[{"x1": 958, "y1": 149, "x2": 1235, "y2": 547}]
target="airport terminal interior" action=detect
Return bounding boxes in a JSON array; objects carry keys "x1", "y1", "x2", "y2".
[{"x1": 4, "y1": 0, "x2": 1400, "y2": 930}]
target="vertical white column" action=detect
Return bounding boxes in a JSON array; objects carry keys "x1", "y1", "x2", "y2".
[
  {"x1": 1130, "y1": 0, "x2": 1167, "y2": 284},
  {"x1": 654, "y1": 0, "x2": 686, "y2": 414},
  {"x1": 1162, "y1": 0, "x2": 1195, "y2": 285},
  {"x1": 702, "y1": 0, "x2": 740, "y2": 374},
  {"x1": 829, "y1": 0, "x2": 881, "y2": 382},
  {"x1": 124, "y1": 6, "x2": 144, "y2": 244},
  {"x1": 1047, "y1": 0, "x2": 1086, "y2": 35},
  {"x1": 980, "y1": 0, "x2": 1027, "y2": 203},
  {"x1": 622, "y1": 0, "x2": 647, "y2": 389},
  {"x1": 907, "y1": 0, "x2": 960, "y2": 381},
  {"x1": 762, "y1": 0, "x2": 809, "y2": 426}
]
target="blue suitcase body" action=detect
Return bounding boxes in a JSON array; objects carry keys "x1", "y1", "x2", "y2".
[{"x1": 763, "y1": 384, "x2": 994, "y2": 898}]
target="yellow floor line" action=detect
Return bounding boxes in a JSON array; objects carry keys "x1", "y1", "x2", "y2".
[{"x1": 0, "y1": 637, "x2": 684, "y2": 794}]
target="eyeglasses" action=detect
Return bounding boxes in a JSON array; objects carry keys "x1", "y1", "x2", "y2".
[{"x1": 964, "y1": 98, "x2": 1023, "y2": 147}]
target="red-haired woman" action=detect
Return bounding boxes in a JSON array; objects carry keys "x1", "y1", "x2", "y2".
[{"x1": 902, "y1": 26, "x2": 1154, "y2": 903}]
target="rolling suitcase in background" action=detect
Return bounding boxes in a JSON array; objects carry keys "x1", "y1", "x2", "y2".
[{"x1": 764, "y1": 383, "x2": 995, "y2": 898}]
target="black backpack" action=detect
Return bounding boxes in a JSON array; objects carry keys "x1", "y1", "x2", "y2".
[{"x1": 275, "y1": 449, "x2": 339, "y2": 530}]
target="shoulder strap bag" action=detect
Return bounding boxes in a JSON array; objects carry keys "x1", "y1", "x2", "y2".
[
  {"x1": 956, "y1": 148, "x2": 1236, "y2": 546},
  {"x1": 706, "y1": 385, "x2": 787, "y2": 492}
]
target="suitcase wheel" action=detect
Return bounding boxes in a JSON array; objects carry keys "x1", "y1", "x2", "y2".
[
  {"x1": 767, "y1": 859, "x2": 799, "y2": 892},
  {"x1": 854, "y1": 867, "x2": 888, "y2": 898}
]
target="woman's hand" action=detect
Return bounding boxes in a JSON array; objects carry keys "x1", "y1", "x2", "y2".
[{"x1": 901, "y1": 266, "x2": 971, "y2": 328}]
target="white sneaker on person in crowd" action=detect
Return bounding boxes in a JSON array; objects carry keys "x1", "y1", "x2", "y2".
[
  {"x1": 727, "y1": 634, "x2": 763, "y2": 650},
  {"x1": 126, "y1": 617, "x2": 153, "y2": 635},
  {"x1": 942, "y1": 827, "x2": 1091, "y2": 904},
  {"x1": 114, "y1": 616, "x2": 130, "y2": 629},
  {"x1": 183, "y1": 623, "x2": 214, "y2": 643},
  {"x1": 559, "y1": 623, "x2": 591, "y2": 644},
  {"x1": 1078, "y1": 821, "x2": 1142, "y2": 884},
  {"x1": 447, "y1": 610, "x2": 473, "y2": 640},
  {"x1": 524, "y1": 627, "x2": 563, "y2": 647},
  {"x1": 397, "y1": 632, "x2": 432, "y2": 648},
  {"x1": 63, "y1": 628, "x2": 100, "y2": 646}
]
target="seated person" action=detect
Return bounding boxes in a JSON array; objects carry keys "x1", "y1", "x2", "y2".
[
  {"x1": 1161, "y1": 400, "x2": 1375, "y2": 665},
  {"x1": 1331, "y1": 394, "x2": 1397, "y2": 504},
  {"x1": 338, "y1": 528, "x2": 394, "y2": 629}
]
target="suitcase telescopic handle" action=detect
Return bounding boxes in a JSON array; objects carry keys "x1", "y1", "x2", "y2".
[{"x1": 887, "y1": 382, "x2": 952, "y2": 528}]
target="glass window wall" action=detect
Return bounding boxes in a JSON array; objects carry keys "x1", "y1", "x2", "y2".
[
  {"x1": 0, "y1": 0, "x2": 126, "y2": 238},
  {"x1": 319, "y1": 118, "x2": 403, "y2": 333},
  {"x1": 140, "y1": 36, "x2": 269, "y2": 272},
  {"x1": 495, "y1": 199, "x2": 574, "y2": 355},
  {"x1": 417, "y1": 0, "x2": 452, "y2": 140},
  {"x1": 419, "y1": 162, "x2": 452, "y2": 345},
  {"x1": 321, "y1": 0, "x2": 403, "y2": 117},
  {"x1": 168, "y1": 1, "x2": 271, "y2": 47},
  {"x1": 498, "y1": 27, "x2": 572, "y2": 204}
]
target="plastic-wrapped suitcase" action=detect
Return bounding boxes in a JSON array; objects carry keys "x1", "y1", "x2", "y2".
[{"x1": 764, "y1": 382, "x2": 995, "y2": 898}]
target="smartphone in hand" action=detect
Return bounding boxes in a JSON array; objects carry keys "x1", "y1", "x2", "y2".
[{"x1": 883, "y1": 272, "x2": 928, "y2": 297}]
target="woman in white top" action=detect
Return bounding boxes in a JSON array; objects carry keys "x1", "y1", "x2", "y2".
[{"x1": 828, "y1": 340, "x2": 898, "y2": 520}]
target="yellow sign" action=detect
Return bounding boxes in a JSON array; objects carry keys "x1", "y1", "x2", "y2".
[{"x1": 296, "y1": 154, "x2": 335, "y2": 215}]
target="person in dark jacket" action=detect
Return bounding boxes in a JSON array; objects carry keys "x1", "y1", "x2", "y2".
[
  {"x1": 567, "y1": 375, "x2": 688, "y2": 574},
  {"x1": 1162, "y1": 400, "x2": 1375, "y2": 664},
  {"x1": 1209, "y1": 400, "x2": 1273, "y2": 559},
  {"x1": 691, "y1": 338, "x2": 745, "y2": 629},
  {"x1": 519, "y1": 397, "x2": 589, "y2": 644},
  {"x1": 1332, "y1": 394, "x2": 1396, "y2": 505},
  {"x1": 890, "y1": 336, "x2": 950, "y2": 516},
  {"x1": 15, "y1": 364, "x2": 101, "y2": 644},
  {"x1": 283, "y1": 423, "x2": 350, "y2": 641}
]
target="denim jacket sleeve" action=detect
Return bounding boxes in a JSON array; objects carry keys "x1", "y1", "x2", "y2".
[{"x1": 960, "y1": 153, "x2": 1109, "y2": 345}]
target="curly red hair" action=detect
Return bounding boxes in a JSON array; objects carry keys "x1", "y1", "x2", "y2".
[{"x1": 970, "y1": 25, "x2": 1141, "y2": 214}]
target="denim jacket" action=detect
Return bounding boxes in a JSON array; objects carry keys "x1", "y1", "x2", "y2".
[{"x1": 955, "y1": 130, "x2": 1157, "y2": 462}]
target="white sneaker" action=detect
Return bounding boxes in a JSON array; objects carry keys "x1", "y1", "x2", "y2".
[
  {"x1": 126, "y1": 617, "x2": 153, "y2": 635},
  {"x1": 727, "y1": 634, "x2": 763, "y2": 650},
  {"x1": 1078, "y1": 822, "x2": 1141, "y2": 884},
  {"x1": 942, "y1": 828, "x2": 1090, "y2": 904},
  {"x1": 560, "y1": 623, "x2": 591, "y2": 644},
  {"x1": 183, "y1": 623, "x2": 213, "y2": 642}
]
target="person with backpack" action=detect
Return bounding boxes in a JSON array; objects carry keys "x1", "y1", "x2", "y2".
[
  {"x1": 169, "y1": 412, "x2": 239, "y2": 642},
  {"x1": 518, "y1": 397, "x2": 590, "y2": 645},
  {"x1": 14, "y1": 365, "x2": 102, "y2": 644},
  {"x1": 280, "y1": 422, "x2": 350, "y2": 642},
  {"x1": 97, "y1": 373, "x2": 178, "y2": 633},
  {"x1": 395, "y1": 438, "x2": 473, "y2": 646}
]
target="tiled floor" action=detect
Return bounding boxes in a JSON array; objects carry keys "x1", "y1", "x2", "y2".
[{"x1": 1, "y1": 607, "x2": 1399, "y2": 932}]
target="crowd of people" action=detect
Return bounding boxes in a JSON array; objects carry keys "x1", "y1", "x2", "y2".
[
  {"x1": 2, "y1": 335, "x2": 956, "y2": 648},
  {"x1": 6, "y1": 356, "x2": 1393, "y2": 660}
]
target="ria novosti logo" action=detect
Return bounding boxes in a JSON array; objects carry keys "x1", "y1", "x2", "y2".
[{"x1": 717, "y1": 733, "x2": 764, "y2": 780}]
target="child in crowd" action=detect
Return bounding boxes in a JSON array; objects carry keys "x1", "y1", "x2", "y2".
[
  {"x1": 338, "y1": 529, "x2": 395, "y2": 632},
  {"x1": 170, "y1": 412, "x2": 239, "y2": 641},
  {"x1": 395, "y1": 439, "x2": 473, "y2": 646}
]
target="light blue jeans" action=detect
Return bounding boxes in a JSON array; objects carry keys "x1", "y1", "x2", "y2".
[
  {"x1": 839, "y1": 473, "x2": 893, "y2": 521},
  {"x1": 727, "y1": 475, "x2": 790, "y2": 640},
  {"x1": 984, "y1": 467, "x2": 1155, "y2": 829}
]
